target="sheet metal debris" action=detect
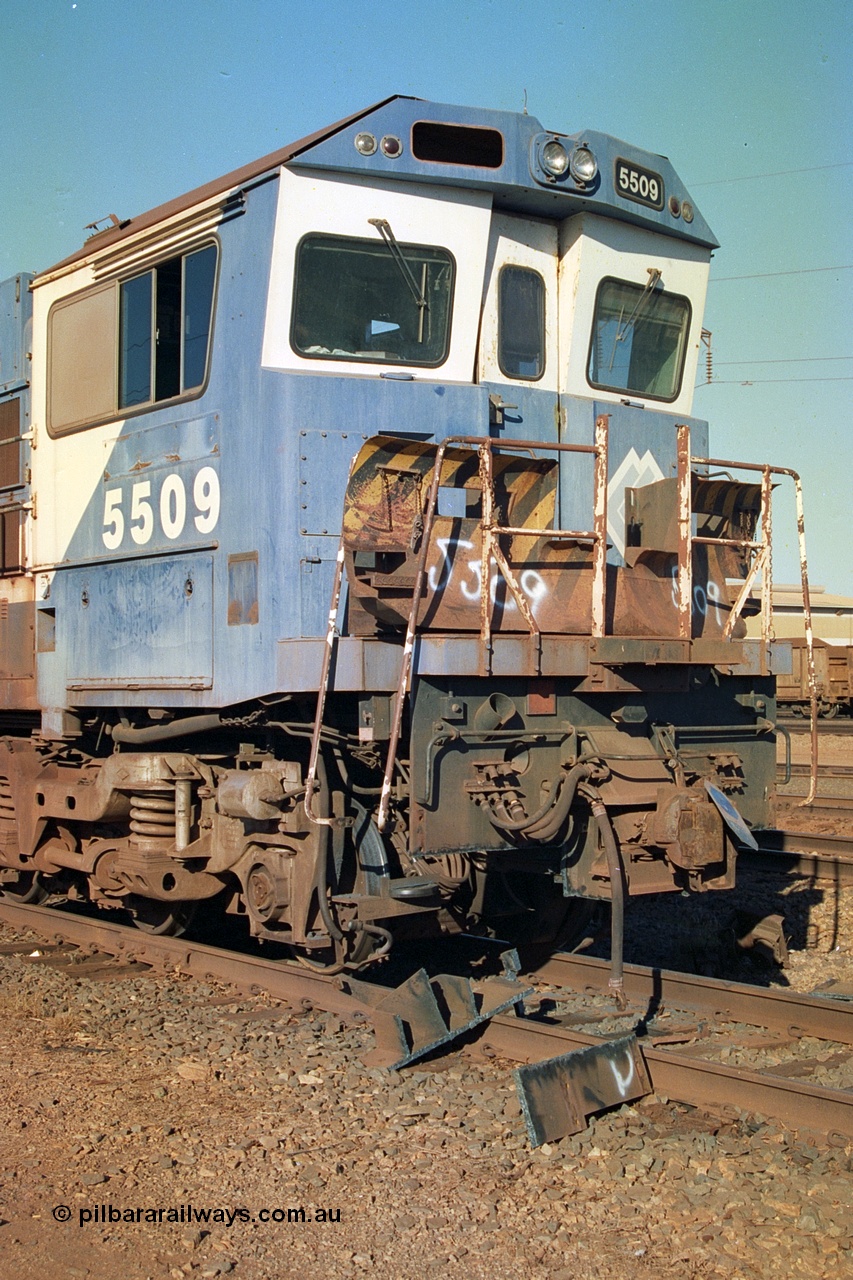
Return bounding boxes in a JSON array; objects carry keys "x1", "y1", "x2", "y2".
[
  {"x1": 348, "y1": 960, "x2": 531, "y2": 1070},
  {"x1": 735, "y1": 910, "x2": 788, "y2": 966},
  {"x1": 514, "y1": 1034, "x2": 652, "y2": 1146}
]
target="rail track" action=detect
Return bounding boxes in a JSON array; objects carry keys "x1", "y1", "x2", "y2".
[
  {"x1": 2, "y1": 896, "x2": 853, "y2": 1144},
  {"x1": 484, "y1": 950, "x2": 853, "y2": 1141},
  {"x1": 780, "y1": 717, "x2": 853, "y2": 736},
  {"x1": 745, "y1": 829, "x2": 853, "y2": 883},
  {"x1": 775, "y1": 760, "x2": 853, "y2": 820}
]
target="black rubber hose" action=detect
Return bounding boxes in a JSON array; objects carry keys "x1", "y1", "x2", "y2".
[
  {"x1": 588, "y1": 792, "x2": 626, "y2": 1009},
  {"x1": 109, "y1": 714, "x2": 222, "y2": 744},
  {"x1": 524, "y1": 763, "x2": 595, "y2": 842},
  {"x1": 488, "y1": 780, "x2": 561, "y2": 832}
]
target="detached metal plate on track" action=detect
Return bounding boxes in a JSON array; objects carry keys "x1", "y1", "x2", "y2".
[
  {"x1": 347, "y1": 966, "x2": 532, "y2": 1069},
  {"x1": 514, "y1": 1034, "x2": 652, "y2": 1146}
]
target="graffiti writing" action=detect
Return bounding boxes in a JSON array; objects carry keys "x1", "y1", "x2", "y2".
[
  {"x1": 427, "y1": 537, "x2": 547, "y2": 611},
  {"x1": 670, "y1": 568, "x2": 726, "y2": 623}
]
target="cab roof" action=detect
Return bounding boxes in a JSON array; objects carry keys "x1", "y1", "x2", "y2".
[{"x1": 38, "y1": 94, "x2": 716, "y2": 279}]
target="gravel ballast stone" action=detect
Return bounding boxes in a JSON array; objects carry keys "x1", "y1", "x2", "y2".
[{"x1": 1, "y1": 792, "x2": 853, "y2": 1279}]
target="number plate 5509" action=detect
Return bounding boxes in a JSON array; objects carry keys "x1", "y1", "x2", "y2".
[
  {"x1": 102, "y1": 467, "x2": 220, "y2": 551},
  {"x1": 615, "y1": 160, "x2": 664, "y2": 210}
]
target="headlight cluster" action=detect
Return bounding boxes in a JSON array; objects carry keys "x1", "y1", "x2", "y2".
[
  {"x1": 354, "y1": 132, "x2": 403, "y2": 159},
  {"x1": 538, "y1": 137, "x2": 598, "y2": 186}
]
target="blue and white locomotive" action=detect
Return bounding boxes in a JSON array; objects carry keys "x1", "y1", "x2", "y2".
[{"x1": 0, "y1": 96, "x2": 788, "y2": 965}]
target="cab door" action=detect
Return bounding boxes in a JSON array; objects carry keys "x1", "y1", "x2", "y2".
[{"x1": 477, "y1": 213, "x2": 559, "y2": 441}]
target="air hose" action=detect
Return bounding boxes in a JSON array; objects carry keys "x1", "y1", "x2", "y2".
[{"x1": 582, "y1": 785, "x2": 627, "y2": 1010}]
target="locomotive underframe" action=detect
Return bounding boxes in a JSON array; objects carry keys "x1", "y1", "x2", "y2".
[
  {"x1": 0, "y1": 423, "x2": 785, "y2": 961},
  {"x1": 0, "y1": 654, "x2": 774, "y2": 956}
]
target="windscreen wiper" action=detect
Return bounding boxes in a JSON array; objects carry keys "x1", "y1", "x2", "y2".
[
  {"x1": 368, "y1": 218, "x2": 428, "y2": 343},
  {"x1": 608, "y1": 267, "x2": 662, "y2": 370}
]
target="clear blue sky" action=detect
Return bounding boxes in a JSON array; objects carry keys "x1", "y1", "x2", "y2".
[{"x1": 3, "y1": 0, "x2": 850, "y2": 592}]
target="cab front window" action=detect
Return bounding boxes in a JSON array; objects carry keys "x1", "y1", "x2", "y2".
[
  {"x1": 588, "y1": 277, "x2": 691, "y2": 401},
  {"x1": 291, "y1": 233, "x2": 454, "y2": 367}
]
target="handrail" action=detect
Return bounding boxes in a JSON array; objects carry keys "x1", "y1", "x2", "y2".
[
  {"x1": 307, "y1": 419, "x2": 816, "y2": 838},
  {"x1": 375, "y1": 422, "x2": 611, "y2": 830},
  {"x1": 684, "y1": 441, "x2": 817, "y2": 806}
]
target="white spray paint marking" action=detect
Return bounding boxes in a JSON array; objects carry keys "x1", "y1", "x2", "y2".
[
  {"x1": 428, "y1": 535, "x2": 548, "y2": 613},
  {"x1": 670, "y1": 567, "x2": 727, "y2": 625},
  {"x1": 611, "y1": 1053, "x2": 635, "y2": 1098}
]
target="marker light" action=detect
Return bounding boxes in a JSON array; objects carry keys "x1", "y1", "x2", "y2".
[
  {"x1": 380, "y1": 135, "x2": 403, "y2": 158},
  {"x1": 681, "y1": 200, "x2": 694, "y2": 223},
  {"x1": 569, "y1": 146, "x2": 598, "y2": 184},
  {"x1": 355, "y1": 132, "x2": 377, "y2": 156},
  {"x1": 541, "y1": 140, "x2": 570, "y2": 177}
]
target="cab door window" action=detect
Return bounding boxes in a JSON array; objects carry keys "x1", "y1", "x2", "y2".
[
  {"x1": 119, "y1": 244, "x2": 217, "y2": 410},
  {"x1": 498, "y1": 265, "x2": 545, "y2": 380}
]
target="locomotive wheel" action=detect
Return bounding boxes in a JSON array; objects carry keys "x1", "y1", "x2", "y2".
[
  {"x1": 552, "y1": 898, "x2": 603, "y2": 952},
  {"x1": 1, "y1": 870, "x2": 47, "y2": 904},
  {"x1": 126, "y1": 895, "x2": 196, "y2": 937},
  {"x1": 464, "y1": 862, "x2": 598, "y2": 953}
]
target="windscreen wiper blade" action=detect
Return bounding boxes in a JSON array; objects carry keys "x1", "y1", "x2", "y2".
[
  {"x1": 608, "y1": 267, "x2": 663, "y2": 370},
  {"x1": 368, "y1": 218, "x2": 428, "y2": 341}
]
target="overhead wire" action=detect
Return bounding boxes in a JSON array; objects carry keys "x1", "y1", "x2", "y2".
[
  {"x1": 689, "y1": 161, "x2": 853, "y2": 187},
  {"x1": 714, "y1": 356, "x2": 852, "y2": 366},
  {"x1": 710, "y1": 264, "x2": 852, "y2": 282},
  {"x1": 699, "y1": 376, "x2": 853, "y2": 386},
  {"x1": 692, "y1": 159, "x2": 850, "y2": 383}
]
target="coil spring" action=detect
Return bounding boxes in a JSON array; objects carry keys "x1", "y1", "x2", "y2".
[
  {"x1": 129, "y1": 789, "x2": 176, "y2": 843},
  {"x1": 0, "y1": 777, "x2": 14, "y2": 822}
]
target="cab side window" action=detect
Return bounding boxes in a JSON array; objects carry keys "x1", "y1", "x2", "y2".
[
  {"x1": 291, "y1": 233, "x2": 454, "y2": 368},
  {"x1": 48, "y1": 243, "x2": 217, "y2": 434}
]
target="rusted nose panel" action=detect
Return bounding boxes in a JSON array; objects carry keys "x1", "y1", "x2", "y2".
[
  {"x1": 342, "y1": 434, "x2": 557, "y2": 552},
  {"x1": 343, "y1": 435, "x2": 752, "y2": 641}
]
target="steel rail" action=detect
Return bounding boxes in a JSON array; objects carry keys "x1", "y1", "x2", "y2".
[
  {"x1": 773, "y1": 798, "x2": 850, "y2": 819},
  {"x1": 476, "y1": 1012, "x2": 853, "y2": 1139},
  {"x1": 745, "y1": 828, "x2": 853, "y2": 883},
  {"x1": 776, "y1": 793, "x2": 853, "y2": 815},
  {"x1": 779, "y1": 719, "x2": 853, "y2": 736},
  {"x1": 746, "y1": 849, "x2": 853, "y2": 885},
  {"x1": 780, "y1": 763, "x2": 853, "y2": 778},
  {"x1": 524, "y1": 950, "x2": 853, "y2": 1043},
  {"x1": 4, "y1": 898, "x2": 853, "y2": 1138},
  {"x1": 0, "y1": 899, "x2": 363, "y2": 1016},
  {"x1": 757, "y1": 828, "x2": 853, "y2": 857}
]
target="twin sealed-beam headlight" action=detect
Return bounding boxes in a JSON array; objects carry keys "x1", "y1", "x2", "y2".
[
  {"x1": 537, "y1": 136, "x2": 598, "y2": 186},
  {"x1": 569, "y1": 145, "x2": 598, "y2": 184},
  {"x1": 541, "y1": 139, "x2": 570, "y2": 177}
]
